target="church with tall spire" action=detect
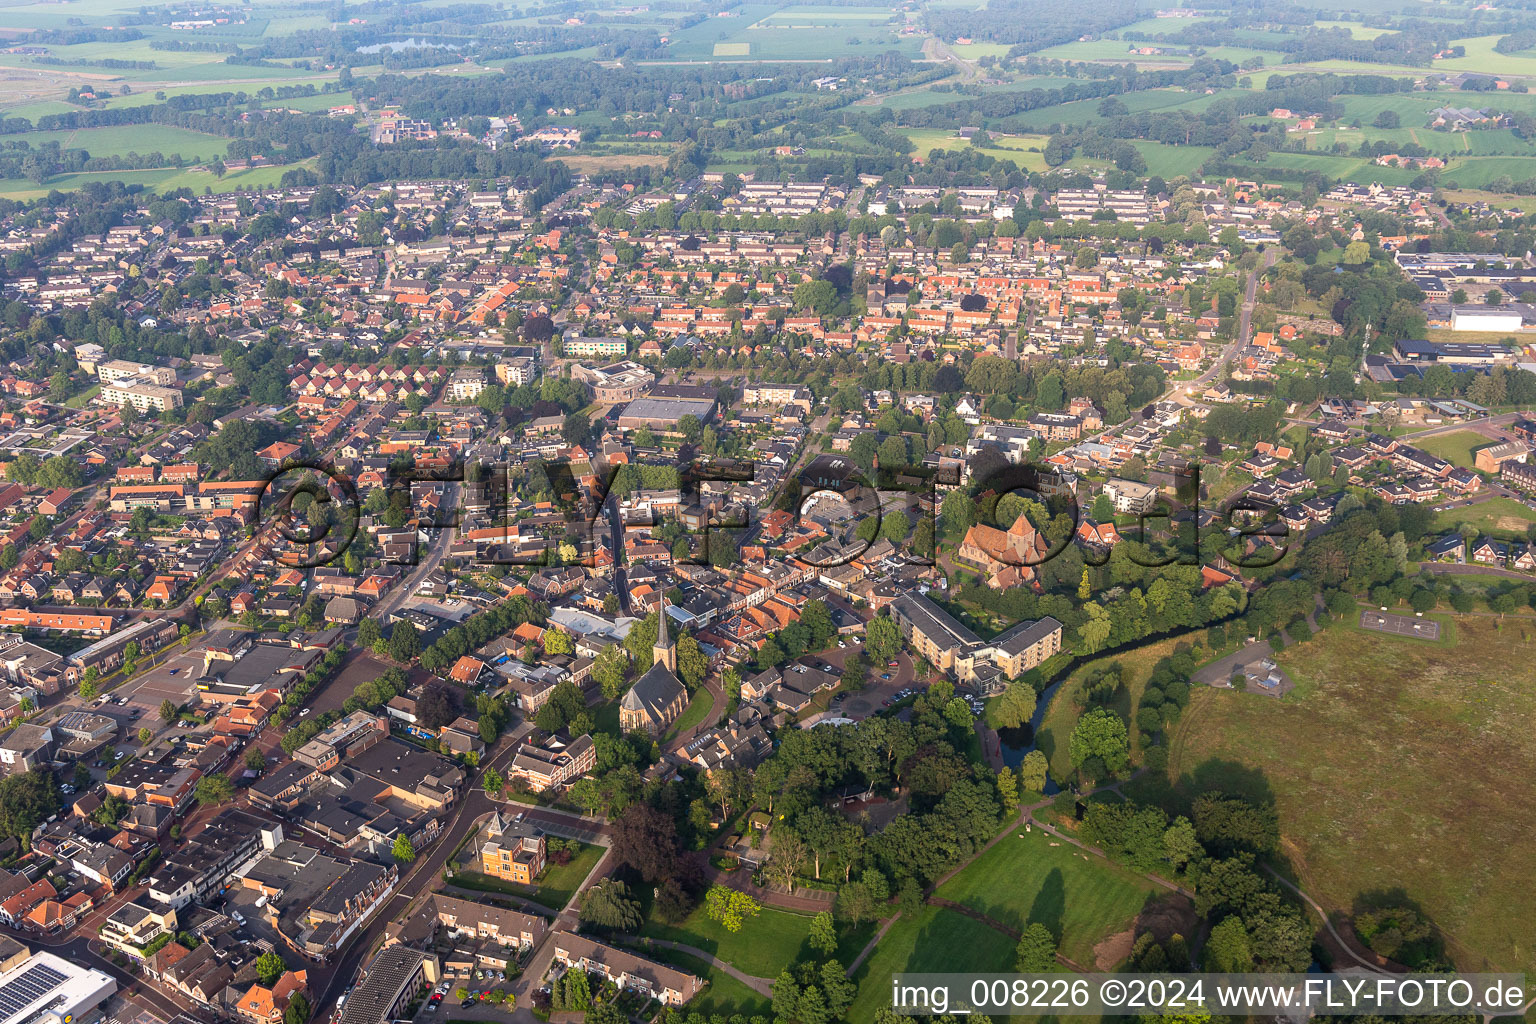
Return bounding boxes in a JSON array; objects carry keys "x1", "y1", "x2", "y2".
[
  {"x1": 620, "y1": 595, "x2": 688, "y2": 736},
  {"x1": 653, "y1": 592, "x2": 677, "y2": 674}
]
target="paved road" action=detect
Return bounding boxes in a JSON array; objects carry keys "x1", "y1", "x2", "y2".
[
  {"x1": 1421, "y1": 561, "x2": 1536, "y2": 582},
  {"x1": 1394, "y1": 412, "x2": 1524, "y2": 442},
  {"x1": 370, "y1": 482, "x2": 459, "y2": 622},
  {"x1": 1189, "y1": 248, "x2": 1277, "y2": 391}
]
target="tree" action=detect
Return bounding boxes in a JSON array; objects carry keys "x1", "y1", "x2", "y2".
[
  {"x1": 609, "y1": 803, "x2": 679, "y2": 882},
  {"x1": 1203, "y1": 915, "x2": 1254, "y2": 972},
  {"x1": 578, "y1": 880, "x2": 642, "y2": 932},
  {"x1": 772, "y1": 971, "x2": 800, "y2": 1021},
  {"x1": 865, "y1": 615, "x2": 902, "y2": 664},
  {"x1": 543, "y1": 629, "x2": 574, "y2": 655},
  {"x1": 255, "y1": 952, "x2": 286, "y2": 986},
  {"x1": 792, "y1": 278, "x2": 837, "y2": 316},
  {"x1": 996, "y1": 766, "x2": 1019, "y2": 809},
  {"x1": 159, "y1": 699, "x2": 179, "y2": 723},
  {"x1": 1020, "y1": 749, "x2": 1049, "y2": 794},
  {"x1": 195, "y1": 773, "x2": 234, "y2": 807},
  {"x1": 1342, "y1": 240, "x2": 1370, "y2": 265},
  {"x1": 703, "y1": 884, "x2": 761, "y2": 933},
  {"x1": 392, "y1": 834, "x2": 416, "y2": 863},
  {"x1": 582, "y1": 1005, "x2": 623, "y2": 1024},
  {"x1": 992, "y1": 681, "x2": 1037, "y2": 729},
  {"x1": 1069, "y1": 707, "x2": 1130, "y2": 781},
  {"x1": 137, "y1": 727, "x2": 154, "y2": 745},
  {"x1": 244, "y1": 747, "x2": 267, "y2": 772},
  {"x1": 356, "y1": 618, "x2": 382, "y2": 648},
  {"x1": 482, "y1": 767, "x2": 504, "y2": 795},
  {"x1": 593, "y1": 643, "x2": 629, "y2": 699},
  {"x1": 769, "y1": 828, "x2": 808, "y2": 892},
  {"x1": 93, "y1": 794, "x2": 130, "y2": 827},
  {"x1": 808, "y1": 909, "x2": 838, "y2": 955},
  {"x1": 284, "y1": 993, "x2": 311, "y2": 1024},
  {"x1": 1015, "y1": 922, "x2": 1057, "y2": 971},
  {"x1": 388, "y1": 620, "x2": 420, "y2": 663}
]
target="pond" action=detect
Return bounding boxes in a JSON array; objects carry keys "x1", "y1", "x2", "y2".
[
  {"x1": 356, "y1": 38, "x2": 452, "y2": 53},
  {"x1": 996, "y1": 674, "x2": 1066, "y2": 795}
]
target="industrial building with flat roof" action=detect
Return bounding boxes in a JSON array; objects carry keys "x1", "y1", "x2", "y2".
[
  {"x1": 616, "y1": 384, "x2": 718, "y2": 432},
  {"x1": 0, "y1": 951, "x2": 115, "y2": 1024}
]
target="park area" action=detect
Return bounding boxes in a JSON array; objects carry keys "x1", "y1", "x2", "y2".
[
  {"x1": 846, "y1": 827, "x2": 1175, "y2": 1019},
  {"x1": 1159, "y1": 614, "x2": 1536, "y2": 977}
]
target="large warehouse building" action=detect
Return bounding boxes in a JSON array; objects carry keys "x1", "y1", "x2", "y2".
[
  {"x1": 0, "y1": 951, "x2": 116, "y2": 1024},
  {"x1": 616, "y1": 384, "x2": 718, "y2": 432}
]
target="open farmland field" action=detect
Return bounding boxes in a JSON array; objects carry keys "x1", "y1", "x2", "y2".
[
  {"x1": 12, "y1": 123, "x2": 232, "y2": 160},
  {"x1": 1163, "y1": 616, "x2": 1536, "y2": 976},
  {"x1": 0, "y1": 157, "x2": 310, "y2": 200}
]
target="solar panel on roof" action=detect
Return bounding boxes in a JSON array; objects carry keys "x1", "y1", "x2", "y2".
[{"x1": 0, "y1": 963, "x2": 67, "y2": 1019}]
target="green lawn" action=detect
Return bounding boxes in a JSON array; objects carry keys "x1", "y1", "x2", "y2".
[
  {"x1": 640, "y1": 901, "x2": 835, "y2": 978},
  {"x1": 642, "y1": 948, "x2": 771, "y2": 1018},
  {"x1": 1162, "y1": 615, "x2": 1536, "y2": 977},
  {"x1": 666, "y1": 687, "x2": 716, "y2": 739},
  {"x1": 64, "y1": 386, "x2": 99, "y2": 409},
  {"x1": 1431, "y1": 496, "x2": 1536, "y2": 539},
  {"x1": 454, "y1": 840, "x2": 604, "y2": 910},
  {"x1": 1415, "y1": 429, "x2": 1493, "y2": 469},
  {"x1": 847, "y1": 905, "x2": 1019, "y2": 1021},
  {"x1": 934, "y1": 828, "x2": 1166, "y2": 967}
]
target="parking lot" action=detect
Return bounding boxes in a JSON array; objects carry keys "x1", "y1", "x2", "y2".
[
  {"x1": 1359, "y1": 609, "x2": 1441, "y2": 641},
  {"x1": 122, "y1": 651, "x2": 204, "y2": 709}
]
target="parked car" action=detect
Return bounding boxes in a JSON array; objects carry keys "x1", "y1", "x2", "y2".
[{"x1": 880, "y1": 674, "x2": 891, "y2": 680}]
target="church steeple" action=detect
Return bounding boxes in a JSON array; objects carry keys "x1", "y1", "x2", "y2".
[{"x1": 654, "y1": 595, "x2": 677, "y2": 674}]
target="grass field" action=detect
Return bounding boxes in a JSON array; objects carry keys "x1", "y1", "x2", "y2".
[
  {"x1": 1161, "y1": 615, "x2": 1536, "y2": 976},
  {"x1": 713, "y1": 42, "x2": 751, "y2": 56},
  {"x1": 640, "y1": 900, "x2": 869, "y2": 976},
  {"x1": 934, "y1": 828, "x2": 1165, "y2": 966},
  {"x1": 1437, "y1": 35, "x2": 1536, "y2": 79},
  {"x1": 847, "y1": 904, "x2": 1019, "y2": 1021},
  {"x1": 13, "y1": 123, "x2": 232, "y2": 160},
  {"x1": 1432, "y1": 496, "x2": 1536, "y2": 538},
  {"x1": 1035, "y1": 634, "x2": 1192, "y2": 783},
  {"x1": 453, "y1": 840, "x2": 604, "y2": 910},
  {"x1": 0, "y1": 155, "x2": 320, "y2": 200},
  {"x1": 667, "y1": 687, "x2": 716, "y2": 739},
  {"x1": 903, "y1": 128, "x2": 1051, "y2": 170},
  {"x1": 645, "y1": 948, "x2": 771, "y2": 1018},
  {"x1": 1415, "y1": 429, "x2": 1494, "y2": 468}
]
